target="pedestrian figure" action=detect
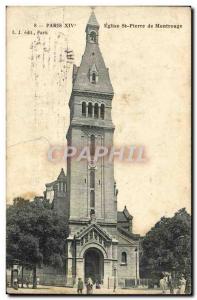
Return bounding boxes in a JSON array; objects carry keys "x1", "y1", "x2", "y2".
[
  {"x1": 160, "y1": 276, "x2": 167, "y2": 294},
  {"x1": 25, "y1": 277, "x2": 30, "y2": 288},
  {"x1": 13, "y1": 278, "x2": 18, "y2": 290},
  {"x1": 168, "y1": 275, "x2": 174, "y2": 294},
  {"x1": 17, "y1": 278, "x2": 21, "y2": 288},
  {"x1": 77, "y1": 278, "x2": 84, "y2": 294},
  {"x1": 185, "y1": 277, "x2": 191, "y2": 295},
  {"x1": 36, "y1": 277, "x2": 40, "y2": 287},
  {"x1": 86, "y1": 277, "x2": 93, "y2": 294},
  {"x1": 96, "y1": 279, "x2": 100, "y2": 289},
  {"x1": 177, "y1": 275, "x2": 186, "y2": 294}
]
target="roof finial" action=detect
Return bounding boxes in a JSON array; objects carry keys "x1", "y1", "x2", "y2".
[{"x1": 87, "y1": 8, "x2": 99, "y2": 27}]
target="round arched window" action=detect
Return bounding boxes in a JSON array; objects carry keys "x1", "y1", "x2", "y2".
[
  {"x1": 90, "y1": 31, "x2": 96, "y2": 42},
  {"x1": 88, "y1": 103, "x2": 93, "y2": 117},
  {"x1": 92, "y1": 72, "x2": 96, "y2": 83},
  {"x1": 94, "y1": 103, "x2": 99, "y2": 118},
  {"x1": 121, "y1": 252, "x2": 127, "y2": 264},
  {"x1": 100, "y1": 104, "x2": 105, "y2": 119},
  {"x1": 82, "y1": 102, "x2": 86, "y2": 117}
]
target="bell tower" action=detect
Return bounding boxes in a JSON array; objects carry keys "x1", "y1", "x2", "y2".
[
  {"x1": 65, "y1": 11, "x2": 139, "y2": 288},
  {"x1": 66, "y1": 11, "x2": 117, "y2": 234},
  {"x1": 85, "y1": 11, "x2": 99, "y2": 44}
]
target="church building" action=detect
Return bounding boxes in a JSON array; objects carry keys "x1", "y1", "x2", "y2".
[{"x1": 44, "y1": 11, "x2": 140, "y2": 288}]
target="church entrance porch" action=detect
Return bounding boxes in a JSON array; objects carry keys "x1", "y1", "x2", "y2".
[
  {"x1": 65, "y1": 223, "x2": 119, "y2": 287},
  {"x1": 84, "y1": 247, "x2": 104, "y2": 284}
]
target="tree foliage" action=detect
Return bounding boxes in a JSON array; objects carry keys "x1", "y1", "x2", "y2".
[
  {"x1": 140, "y1": 208, "x2": 191, "y2": 280},
  {"x1": 7, "y1": 197, "x2": 69, "y2": 270}
]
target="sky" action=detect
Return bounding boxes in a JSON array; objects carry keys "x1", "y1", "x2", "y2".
[{"x1": 7, "y1": 6, "x2": 191, "y2": 235}]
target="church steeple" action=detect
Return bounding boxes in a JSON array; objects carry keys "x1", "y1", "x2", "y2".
[
  {"x1": 72, "y1": 11, "x2": 113, "y2": 95},
  {"x1": 86, "y1": 11, "x2": 99, "y2": 44},
  {"x1": 67, "y1": 10, "x2": 116, "y2": 225}
]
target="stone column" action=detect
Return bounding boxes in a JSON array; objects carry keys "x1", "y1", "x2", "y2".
[
  {"x1": 103, "y1": 259, "x2": 112, "y2": 288},
  {"x1": 66, "y1": 237, "x2": 74, "y2": 287},
  {"x1": 76, "y1": 258, "x2": 84, "y2": 281},
  {"x1": 112, "y1": 239, "x2": 118, "y2": 288},
  {"x1": 135, "y1": 246, "x2": 140, "y2": 279}
]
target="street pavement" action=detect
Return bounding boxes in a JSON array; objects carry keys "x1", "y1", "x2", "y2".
[{"x1": 7, "y1": 285, "x2": 169, "y2": 295}]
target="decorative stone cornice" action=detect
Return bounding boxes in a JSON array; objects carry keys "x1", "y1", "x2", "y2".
[
  {"x1": 69, "y1": 120, "x2": 115, "y2": 131},
  {"x1": 71, "y1": 90, "x2": 114, "y2": 100}
]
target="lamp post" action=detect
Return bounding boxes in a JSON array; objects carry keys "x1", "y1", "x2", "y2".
[
  {"x1": 135, "y1": 248, "x2": 138, "y2": 286},
  {"x1": 113, "y1": 266, "x2": 117, "y2": 292},
  {"x1": 12, "y1": 259, "x2": 19, "y2": 289}
]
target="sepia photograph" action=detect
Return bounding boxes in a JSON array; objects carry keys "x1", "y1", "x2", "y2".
[{"x1": 6, "y1": 6, "x2": 192, "y2": 295}]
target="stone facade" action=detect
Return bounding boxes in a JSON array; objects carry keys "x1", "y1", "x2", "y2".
[
  {"x1": 65, "y1": 11, "x2": 140, "y2": 287},
  {"x1": 43, "y1": 11, "x2": 140, "y2": 288}
]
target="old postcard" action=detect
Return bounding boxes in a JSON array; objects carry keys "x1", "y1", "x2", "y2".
[{"x1": 6, "y1": 6, "x2": 191, "y2": 295}]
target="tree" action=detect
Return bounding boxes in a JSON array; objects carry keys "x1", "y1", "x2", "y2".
[
  {"x1": 7, "y1": 197, "x2": 69, "y2": 288},
  {"x1": 140, "y1": 208, "x2": 191, "y2": 284}
]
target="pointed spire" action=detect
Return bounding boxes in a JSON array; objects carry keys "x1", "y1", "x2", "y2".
[
  {"x1": 87, "y1": 10, "x2": 99, "y2": 27},
  {"x1": 57, "y1": 168, "x2": 66, "y2": 181},
  {"x1": 73, "y1": 9, "x2": 113, "y2": 95}
]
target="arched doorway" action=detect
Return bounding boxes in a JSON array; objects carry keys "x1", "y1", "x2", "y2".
[{"x1": 84, "y1": 248, "x2": 104, "y2": 284}]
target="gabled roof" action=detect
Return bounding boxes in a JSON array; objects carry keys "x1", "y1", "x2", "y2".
[
  {"x1": 118, "y1": 226, "x2": 140, "y2": 241},
  {"x1": 117, "y1": 206, "x2": 133, "y2": 222},
  {"x1": 75, "y1": 222, "x2": 112, "y2": 241},
  {"x1": 90, "y1": 63, "x2": 98, "y2": 74}
]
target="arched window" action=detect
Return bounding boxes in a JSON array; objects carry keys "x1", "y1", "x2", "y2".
[
  {"x1": 88, "y1": 102, "x2": 93, "y2": 117},
  {"x1": 89, "y1": 63, "x2": 98, "y2": 84},
  {"x1": 90, "y1": 31, "x2": 96, "y2": 43},
  {"x1": 90, "y1": 208, "x2": 95, "y2": 217},
  {"x1": 90, "y1": 135, "x2": 95, "y2": 159},
  {"x1": 121, "y1": 252, "x2": 127, "y2": 264},
  {"x1": 90, "y1": 190, "x2": 95, "y2": 208},
  {"x1": 92, "y1": 72, "x2": 96, "y2": 84},
  {"x1": 90, "y1": 170, "x2": 95, "y2": 189},
  {"x1": 94, "y1": 103, "x2": 99, "y2": 118},
  {"x1": 100, "y1": 104, "x2": 105, "y2": 119},
  {"x1": 82, "y1": 102, "x2": 86, "y2": 117}
]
